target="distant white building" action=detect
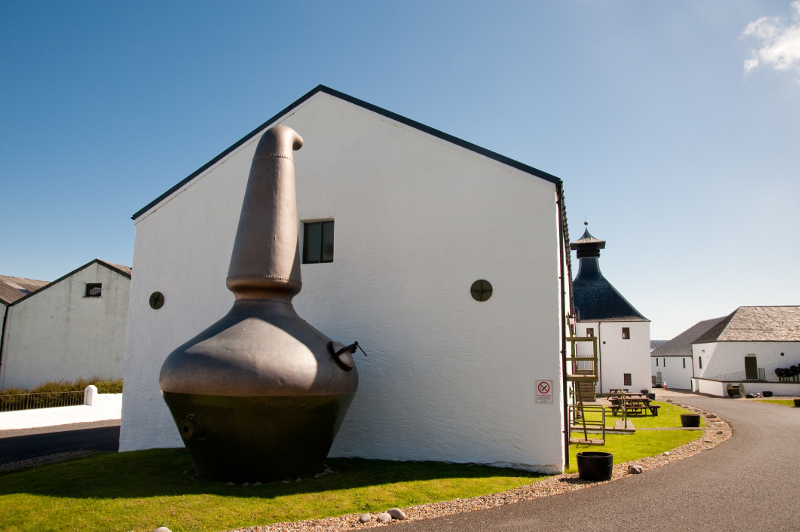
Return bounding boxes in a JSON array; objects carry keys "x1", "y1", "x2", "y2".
[
  {"x1": 570, "y1": 225, "x2": 651, "y2": 394},
  {"x1": 650, "y1": 317, "x2": 725, "y2": 390},
  {"x1": 690, "y1": 306, "x2": 800, "y2": 396},
  {"x1": 0, "y1": 259, "x2": 130, "y2": 390},
  {"x1": 121, "y1": 85, "x2": 575, "y2": 473}
]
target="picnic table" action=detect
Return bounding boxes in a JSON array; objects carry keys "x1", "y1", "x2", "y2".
[{"x1": 609, "y1": 392, "x2": 660, "y2": 417}]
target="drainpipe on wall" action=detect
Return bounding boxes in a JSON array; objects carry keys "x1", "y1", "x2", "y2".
[
  {"x1": 597, "y1": 322, "x2": 603, "y2": 393},
  {"x1": 0, "y1": 304, "x2": 9, "y2": 385},
  {"x1": 556, "y1": 184, "x2": 570, "y2": 470}
]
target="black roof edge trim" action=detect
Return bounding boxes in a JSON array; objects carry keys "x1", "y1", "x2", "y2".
[
  {"x1": 9, "y1": 259, "x2": 131, "y2": 307},
  {"x1": 132, "y1": 85, "x2": 563, "y2": 221}
]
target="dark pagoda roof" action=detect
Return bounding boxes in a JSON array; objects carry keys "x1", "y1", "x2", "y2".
[{"x1": 571, "y1": 224, "x2": 648, "y2": 322}]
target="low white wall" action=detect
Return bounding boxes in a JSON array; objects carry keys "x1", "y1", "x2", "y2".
[
  {"x1": 691, "y1": 378, "x2": 800, "y2": 397},
  {"x1": 692, "y1": 378, "x2": 726, "y2": 396},
  {"x1": 0, "y1": 262, "x2": 129, "y2": 390},
  {"x1": 121, "y1": 92, "x2": 567, "y2": 473},
  {"x1": 694, "y1": 341, "x2": 800, "y2": 381}
]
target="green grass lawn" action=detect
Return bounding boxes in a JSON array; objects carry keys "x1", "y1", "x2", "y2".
[
  {"x1": 0, "y1": 452, "x2": 543, "y2": 532},
  {"x1": 0, "y1": 401, "x2": 706, "y2": 532},
  {"x1": 751, "y1": 398, "x2": 796, "y2": 407},
  {"x1": 575, "y1": 401, "x2": 706, "y2": 429}
]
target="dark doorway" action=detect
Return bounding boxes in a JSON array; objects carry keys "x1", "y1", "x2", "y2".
[{"x1": 745, "y1": 355, "x2": 758, "y2": 380}]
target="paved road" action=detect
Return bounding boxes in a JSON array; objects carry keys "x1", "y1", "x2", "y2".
[
  {"x1": 395, "y1": 392, "x2": 800, "y2": 531},
  {"x1": 0, "y1": 421, "x2": 119, "y2": 464}
]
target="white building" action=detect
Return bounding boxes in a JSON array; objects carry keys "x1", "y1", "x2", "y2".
[
  {"x1": 121, "y1": 86, "x2": 574, "y2": 473},
  {"x1": 0, "y1": 259, "x2": 131, "y2": 390},
  {"x1": 650, "y1": 317, "x2": 724, "y2": 390},
  {"x1": 690, "y1": 306, "x2": 800, "y2": 396},
  {"x1": 570, "y1": 225, "x2": 651, "y2": 394}
]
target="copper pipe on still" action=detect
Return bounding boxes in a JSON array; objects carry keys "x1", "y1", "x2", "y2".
[{"x1": 159, "y1": 126, "x2": 359, "y2": 482}]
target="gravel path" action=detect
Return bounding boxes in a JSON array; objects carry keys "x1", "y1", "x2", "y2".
[{"x1": 228, "y1": 399, "x2": 729, "y2": 532}]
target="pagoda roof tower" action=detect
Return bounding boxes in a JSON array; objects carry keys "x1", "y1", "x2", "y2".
[{"x1": 570, "y1": 223, "x2": 648, "y2": 322}]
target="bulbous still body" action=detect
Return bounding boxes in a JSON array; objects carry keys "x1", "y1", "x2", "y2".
[{"x1": 159, "y1": 126, "x2": 358, "y2": 482}]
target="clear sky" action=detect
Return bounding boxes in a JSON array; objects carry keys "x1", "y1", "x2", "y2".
[{"x1": 2, "y1": 1, "x2": 798, "y2": 339}]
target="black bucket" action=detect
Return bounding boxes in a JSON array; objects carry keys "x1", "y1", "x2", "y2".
[
  {"x1": 762, "y1": 391, "x2": 773, "y2": 397},
  {"x1": 647, "y1": 393, "x2": 656, "y2": 400},
  {"x1": 794, "y1": 399, "x2": 800, "y2": 407},
  {"x1": 680, "y1": 414, "x2": 701, "y2": 427},
  {"x1": 577, "y1": 452, "x2": 613, "y2": 481}
]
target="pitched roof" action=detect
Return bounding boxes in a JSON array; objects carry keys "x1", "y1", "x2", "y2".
[
  {"x1": 132, "y1": 85, "x2": 563, "y2": 221},
  {"x1": 7, "y1": 259, "x2": 131, "y2": 307},
  {"x1": 0, "y1": 275, "x2": 49, "y2": 305},
  {"x1": 693, "y1": 306, "x2": 800, "y2": 343},
  {"x1": 651, "y1": 317, "x2": 727, "y2": 358}
]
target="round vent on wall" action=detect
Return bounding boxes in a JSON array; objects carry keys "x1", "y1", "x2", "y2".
[
  {"x1": 470, "y1": 280, "x2": 493, "y2": 302},
  {"x1": 149, "y1": 292, "x2": 165, "y2": 310}
]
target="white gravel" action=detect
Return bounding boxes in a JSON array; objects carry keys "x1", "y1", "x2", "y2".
[{"x1": 228, "y1": 401, "x2": 731, "y2": 532}]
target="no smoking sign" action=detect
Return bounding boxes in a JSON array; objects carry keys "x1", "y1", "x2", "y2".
[{"x1": 535, "y1": 380, "x2": 553, "y2": 404}]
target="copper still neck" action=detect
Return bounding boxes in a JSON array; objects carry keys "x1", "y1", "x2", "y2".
[{"x1": 226, "y1": 125, "x2": 304, "y2": 301}]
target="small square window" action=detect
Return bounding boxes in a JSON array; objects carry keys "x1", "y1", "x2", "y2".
[
  {"x1": 622, "y1": 327, "x2": 630, "y2": 339},
  {"x1": 85, "y1": 283, "x2": 102, "y2": 297},
  {"x1": 624, "y1": 373, "x2": 632, "y2": 386},
  {"x1": 586, "y1": 328, "x2": 594, "y2": 337},
  {"x1": 302, "y1": 221, "x2": 334, "y2": 264}
]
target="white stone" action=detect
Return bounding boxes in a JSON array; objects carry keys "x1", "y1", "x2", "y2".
[
  {"x1": 155, "y1": 527, "x2": 172, "y2": 532},
  {"x1": 358, "y1": 514, "x2": 372, "y2": 523},
  {"x1": 387, "y1": 508, "x2": 407, "y2": 520},
  {"x1": 376, "y1": 513, "x2": 392, "y2": 523},
  {"x1": 662, "y1": 452, "x2": 670, "y2": 456},
  {"x1": 628, "y1": 465, "x2": 643, "y2": 474}
]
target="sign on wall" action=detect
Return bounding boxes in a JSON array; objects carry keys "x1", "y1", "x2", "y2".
[{"x1": 535, "y1": 380, "x2": 553, "y2": 404}]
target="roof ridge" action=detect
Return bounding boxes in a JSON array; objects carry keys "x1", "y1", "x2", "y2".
[{"x1": 132, "y1": 85, "x2": 562, "y2": 221}]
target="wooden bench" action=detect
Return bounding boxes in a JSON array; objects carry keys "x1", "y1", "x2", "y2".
[{"x1": 609, "y1": 401, "x2": 660, "y2": 416}]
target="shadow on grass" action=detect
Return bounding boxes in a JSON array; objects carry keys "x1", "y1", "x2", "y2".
[{"x1": 0, "y1": 448, "x2": 543, "y2": 500}]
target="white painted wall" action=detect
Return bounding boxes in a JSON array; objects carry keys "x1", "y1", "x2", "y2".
[
  {"x1": 0, "y1": 262, "x2": 129, "y2": 390},
  {"x1": 651, "y1": 356, "x2": 693, "y2": 389},
  {"x1": 121, "y1": 92, "x2": 568, "y2": 473},
  {"x1": 575, "y1": 321, "x2": 650, "y2": 393},
  {"x1": 693, "y1": 341, "x2": 800, "y2": 381}
]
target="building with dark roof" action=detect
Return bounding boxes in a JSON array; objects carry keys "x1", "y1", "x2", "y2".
[
  {"x1": 120, "y1": 85, "x2": 573, "y2": 473},
  {"x1": 0, "y1": 259, "x2": 131, "y2": 390},
  {"x1": 570, "y1": 223, "x2": 651, "y2": 394}
]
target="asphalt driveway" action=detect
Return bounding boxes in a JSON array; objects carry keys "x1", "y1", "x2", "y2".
[{"x1": 394, "y1": 391, "x2": 800, "y2": 531}]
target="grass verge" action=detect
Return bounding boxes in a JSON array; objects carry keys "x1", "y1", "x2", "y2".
[
  {"x1": 0, "y1": 401, "x2": 705, "y2": 532},
  {"x1": 751, "y1": 398, "x2": 796, "y2": 407}
]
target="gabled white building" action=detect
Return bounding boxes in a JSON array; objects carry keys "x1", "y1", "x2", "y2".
[
  {"x1": 690, "y1": 306, "x2": 800, "y2": 396},
  {"x1": 121, "y1": 86, "x2": 575, "y2": 472},
  {"x1": 650, "y1": 317, "x2": 725, "y2": 390},
  {"x1": 0, "y1": 259, "x2": 131, "y2": 390},
  {"x1": 570, "y1": 225, "x2": 651, "y2": 394}
]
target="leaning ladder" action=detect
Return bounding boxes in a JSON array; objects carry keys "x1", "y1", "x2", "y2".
[{"x1": 565, "y1": 334, "x2": 605, "y2": 445}]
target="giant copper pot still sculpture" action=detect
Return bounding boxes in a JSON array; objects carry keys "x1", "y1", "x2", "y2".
[{"x1": 159, "y1": 125, "x2": 359, "y2": 482}]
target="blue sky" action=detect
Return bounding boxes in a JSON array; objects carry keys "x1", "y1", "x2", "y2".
[{"x1": 2, "y1": 1, "x2": 799, "y2": 339}]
